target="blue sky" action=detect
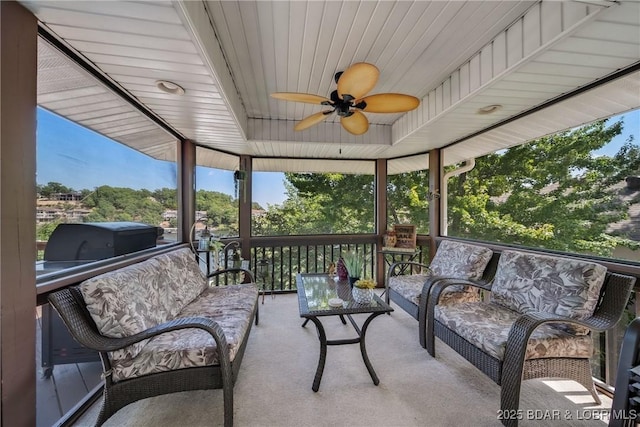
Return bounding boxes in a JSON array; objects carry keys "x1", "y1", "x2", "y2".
[
  {"x1": 194, "y1": 166, "x2": 287, "y2": 207},
  {"x1": 593, "y1": 109, "x2": 639, "y2": 156},
  {"x1": 37, "y1": 108, "x2": 287, "y2": 207},
  {"x1": 37, "y1": 107, "x2": 638, "y2": 207}
]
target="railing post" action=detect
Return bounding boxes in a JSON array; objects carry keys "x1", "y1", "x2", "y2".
[
  {"x1": 238, "y1": 155, "x2": 252, "y2": 273},
  {"x1": 376, "y1": 159, "x2": 387, "y2": 286},
  {"x1": 179, "y1": 139, "x2": 196, "y2": 243},
  {"x1": 428, "y1": 149, "x2": 441, "y2": 258}
]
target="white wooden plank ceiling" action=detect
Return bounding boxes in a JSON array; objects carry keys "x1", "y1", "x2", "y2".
[
  {"x1": 21, "y1": 0, "x2": 640, "y2": 173},
  {"x1": 37, "y1": 38, "x2": 178, "y2": 161}
]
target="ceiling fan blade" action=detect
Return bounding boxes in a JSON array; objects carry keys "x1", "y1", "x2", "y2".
[
  {"x1": 341, "y1": 111, "x2": 369, "y2": 135},
  {"x1": 357, "y1": 93, "x2": 420, "y2": 113},
  {"x1": 271, "y1": 92, "x2": 330, "y2": 105},
  {"x1": 336, "y1": 63, "x2": 379, "y2": 100},
  {"x1": 294, "y1": 110, "x2": 333, "y2": 131}
]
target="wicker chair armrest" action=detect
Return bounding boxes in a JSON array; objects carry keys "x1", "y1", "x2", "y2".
[
  {"x1": 508, "y1": 311, "x2": 599, "y2": 345},
  {"x1": 385, "y1": 261, "x2": 431, "y2": 296},
  {"x1": 48, "y1": 288, "x2": 231, "y2": 368},
  {"x1": 590, "y1": 272, "x2": 636, "y2": 329},
  {"x1": 106, "y1": 316, "x2": 229, "y2": 353},
  {"x1": 419, "y1": 276, "x2": 458, "y2": 335},
  {"x1": 429, "y1": 277, "x2": 491, "y2": 301},
  {"x1": 423, "y1": 277, "x2": 491, "y2": 352},
  {"x1": 387, "y1": 261, "x2": 430, "y2": 277},
  {"x1": 207, "y1": 267, "x2": 255, "y2": 283},
  {"x1": 500, "y1": 310, "x2": 609, "y2": 423},
  {"x1": 423, "y1": 278, "x2": 487, "y2": 336},
  {"x1": 425, "y1": 277, "x2": 489, "y2": 316}
]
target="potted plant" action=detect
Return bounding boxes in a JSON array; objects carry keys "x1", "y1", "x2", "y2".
[
  {"x1": 352, "y1": 278, "x2": 376, "y2": 304},
  {"x1": 341, "y1": 250, "x2": 365, "y2": 287}
]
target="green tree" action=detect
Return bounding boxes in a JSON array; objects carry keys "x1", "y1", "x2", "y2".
[
  {"x1": 447, "y1": 119, "x2": 640, "y2": 256},
  {"x1": 253, "y1": 181, "x2": 326, "y2": 235},
  {"x1": 152, "y1": 188, "x2": 178, "y2": 210},
  {"x1": 39, "y1": 182, "x2": 74, "y2": 198},
  {"x1": 387, "y1": 170, "x2": 429, "y2": 233},
  {"x1": 36, "y1": 220, "x2": 61, "y2": 241},
  {"x1": 253, "y1": 173, "x2": 374, "y2": 236},
  {"x1": 196, "y1": 190, "x2": 238, "y2": 233},
  {"x1": 79, "y1": 186, "x2": 165, "y2": 225}
]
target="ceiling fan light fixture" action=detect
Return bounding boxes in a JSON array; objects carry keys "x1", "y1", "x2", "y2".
[
  {"x1": 477, "y1": 104, "x2": 502, "y2": 115},
  {"x1": 156, "y1": 80, "x2": 185, "y2": 96}
]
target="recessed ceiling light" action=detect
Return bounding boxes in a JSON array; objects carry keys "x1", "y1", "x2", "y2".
[
  {"x1": 477, "y1": 104, "x2": 502, "y2": 115},
  {"x1": 155, "y1": 80, "x2": 185, "y2": 96}
]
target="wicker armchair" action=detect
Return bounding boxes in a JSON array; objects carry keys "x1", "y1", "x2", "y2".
[
  {"x1": 609, "y1": 317, "x2": 640, "y2": 427},
  {"x1": 48, "y1": 249, "x2": 258, "y2": 427},
  {"x1": 384, "y1": 239, "x2": 499, "y2": 347},
  {"x1": 425, "y1": 250, "x2": 636, "y2": 427}
]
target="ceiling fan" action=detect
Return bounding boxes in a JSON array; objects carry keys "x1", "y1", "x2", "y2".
[{"x1": 271, "y1": 62, "x2": 420, "y2": 135}]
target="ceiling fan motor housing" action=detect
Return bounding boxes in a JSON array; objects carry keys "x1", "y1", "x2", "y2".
[{"x1": 329, "y1": 90, "x2": 359, "y2": 116}]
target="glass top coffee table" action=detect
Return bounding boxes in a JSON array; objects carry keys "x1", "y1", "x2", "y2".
[{"x1": 296, "y1": 273, "x2": 393, "y2": 392}]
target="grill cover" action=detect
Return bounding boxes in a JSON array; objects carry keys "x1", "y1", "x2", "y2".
[{"x1": 44, "y1": 222, "x2": 159, "y2": 261}]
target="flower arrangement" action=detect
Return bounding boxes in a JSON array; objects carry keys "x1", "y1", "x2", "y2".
[
  {"x1": 354, "y1": 278, "x2": 376, "y2": 289},
  {"x1": 341, "y1": 250, "x2": 365, "y2": 278}
]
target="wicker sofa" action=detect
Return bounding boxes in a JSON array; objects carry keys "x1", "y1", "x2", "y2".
[
  {"x1": 48, "y1": 247, "x2": 259, "y2": 427},
  {"x1": 385, "y1": 239, "x2": 500, "y2": 347},
  {"x1": 425, "y1": 249, "x2": 636, "y2": 427}
]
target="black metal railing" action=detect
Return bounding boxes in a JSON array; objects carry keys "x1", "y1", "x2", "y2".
[
  {"x1": 250, "y1": 242, "x2": 375, "y2": 291},
  {"x1": 248, "y1": 235, "x2": 430, "y2": 292}
]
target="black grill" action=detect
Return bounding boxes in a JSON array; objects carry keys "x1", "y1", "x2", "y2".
[
  {"x1": 41, "y1": 222, "x2": 161, "y2": 378},
  {"x1": 44, "y1": 221, "x2": 160, "y2": 261}
]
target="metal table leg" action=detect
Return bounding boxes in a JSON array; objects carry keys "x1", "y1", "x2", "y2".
[
  {"x1": 352, "y1": 312, "x2": 385, "y2": 385},
  {"x1": 302, "y1": 312, "x2": 385, "y2": 391},
  {"x1": 305, "y1": 316, "x2": 328, "y2": 392}
]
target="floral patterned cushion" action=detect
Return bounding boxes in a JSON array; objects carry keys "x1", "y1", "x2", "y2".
[
  {"x1": 435, "y1": 301, "x2": 593, "y2": 361},
  {"x1": 110, "y1": 284, "x2": 258, "y2": 381},
  {"x1": 80, "y1": 248, "x2": 208, "y2": 361},
  {"x1": 388, "y1": 274, "x2": 480, "y2": 306},
  {"x1": 490, "y1": 250, "x2": 607, "y2": 323},
  {"x1": 387, "y1": 241, "x2": 492, "y2": 306},
  {"x1": 146, "y1": 248, "x2": 209, "y2": 319},
  {"x1": 429, "y1": 240, "x2": 493, "y2": 281},
  {"x1": 80, "y1": 258, "x2": 167, "y2": 361}
]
